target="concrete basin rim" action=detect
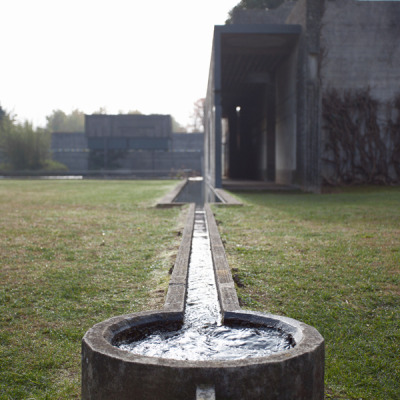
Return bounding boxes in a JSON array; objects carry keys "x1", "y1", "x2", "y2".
[{"x1": 83, "y1": 309, "x2": 323, "y2": 368}]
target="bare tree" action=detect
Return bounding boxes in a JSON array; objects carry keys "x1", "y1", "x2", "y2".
[{"x1": 188, "y1": 98, "x2": 205, "y2": 132}]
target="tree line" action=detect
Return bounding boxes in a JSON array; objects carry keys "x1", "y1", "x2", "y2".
[
  {"x1": 0, "y1": 107, "x2": 93, "y2": 171},
  {"x1": 226, "y1": 0, "x2": 296, "y2": 23},
  {"x1": 0, "y1": 103, "x2": 201, "y2": 171},
  {"x1": 0, "y1": 107, "x2": 53, "y2": 171}
]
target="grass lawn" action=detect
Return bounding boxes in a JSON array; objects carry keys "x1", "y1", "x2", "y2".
[
  {"x1": 0, "y1": 179, "x2": 183, "y2": 399},
  {"x1": 213, "y1": 186, "x2": 400, "y2": 400}
]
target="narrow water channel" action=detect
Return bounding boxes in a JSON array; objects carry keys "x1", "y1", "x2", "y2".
[
  {"x1": 173, "y1": 177, "x2": 221, "y2": 206},
  {"x1": 118, "y1": 208, "x2": 293, "y2": 361}
]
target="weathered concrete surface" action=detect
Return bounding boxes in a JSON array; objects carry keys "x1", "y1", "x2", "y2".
[
  {"x1": 275, "y1": 43, "x2": 298, "y2": 186},
  {"x1": 213, "y1": 188, "x2": 242, "y2": 206},
  {"x1": 156, "y1": 179, "x2": 188, "y2": 208},
  {"x1": 285, "y1": 0, "x2": 324, "y2": 192},
  {"x1": 156, "y1": 179, "x2": 242, "y2": 207},
  {"x1": 82, "y1": 203, "x2": 324, "y2": 399},
  {"x1": 51, "y1": 118, "x2": 203, "y2": 174},
  {"x1": 205, "y1": 0, "x2": 400, "y2": 191},
  {"x1": 163, "y1": 203, "x2": 195, "y2": 312},
  {"x1": 51, "y1": 132, "x2": 89, "y2": 171},
  {"x1": 320, "y1": 0, "x2": 400, "y2": 182},
  {"x1": 196, "y1": 385, "x2": 216, "y2": 400},
  {"x1": 205, "y1": 204, "x2": 241, "y2": 313},
  {"x1": 82, "y1": 309, "x2": 324, "y2": 400},
  {"x1": 321, "y1": 0, "x2": 400, "y2": 102}
]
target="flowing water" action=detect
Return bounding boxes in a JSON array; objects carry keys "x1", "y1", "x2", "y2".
[{"x1": 118, "y1": 209, "x2": 294, "y2": 361}]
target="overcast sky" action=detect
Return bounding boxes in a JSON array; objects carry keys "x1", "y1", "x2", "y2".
[{"x1": 1, "y1": 0, "x2": 239, "y2": 128}]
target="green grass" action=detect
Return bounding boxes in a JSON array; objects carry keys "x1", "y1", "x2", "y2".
[
  {"x1": 0, "y1": 180, "x2": 183, "y2": 399},
  {"x1": 2, "y1": 181, "x2": 399, "y2": 399},
  {"x1": 213, "y1": 187, "x2": 400, "y2": 400}
]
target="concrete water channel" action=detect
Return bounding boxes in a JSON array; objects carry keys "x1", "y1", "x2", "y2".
[{"x1": 82, "y1": 179, "x2": 324, "y2": 399}]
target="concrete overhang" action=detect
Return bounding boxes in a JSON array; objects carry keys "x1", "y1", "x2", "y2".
[{"x1": 213, "y1": 24, "x2": 302, "y2": 112}]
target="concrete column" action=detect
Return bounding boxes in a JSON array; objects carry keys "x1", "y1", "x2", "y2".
[{"x1": 275, "y1": 50, "x2": 298, "y2": 185}]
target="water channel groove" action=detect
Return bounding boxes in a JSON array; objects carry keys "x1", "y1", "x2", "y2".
[
  {"x1": 82, "y1": 189, "x2": 325, "y2": 400},
  {"x1": 118, "y1": 207, "x2": 294, "y2": 360}
]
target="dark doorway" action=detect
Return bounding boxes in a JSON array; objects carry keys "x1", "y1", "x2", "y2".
[{"x1": 218, "y1": 27, "x2": 300, "y2": 183}]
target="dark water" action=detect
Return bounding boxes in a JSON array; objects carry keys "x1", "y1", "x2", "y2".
[
  {"x1": 118, "y1": 209, "x2": 293, "y2": 361},
  {"x1": 173, "y1": 177, "x2": 221, "y2": 206}
]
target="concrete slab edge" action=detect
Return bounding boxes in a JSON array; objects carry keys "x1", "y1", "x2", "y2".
[
  {"x1": 156, "y1": 178, "x2": 242, "y2": 207},
  {"x1": 213, "y1": 188, "x2": 243, "y2": 206},
  {"x1": 156, "y1": 179, "x2": 188, "y2": 208},
  {"x1": 204, "y1": 204, "x2": 241, "y2": 313},
  {"x1": 163, "y1": 203, "x2": 196, "y2": 312}
]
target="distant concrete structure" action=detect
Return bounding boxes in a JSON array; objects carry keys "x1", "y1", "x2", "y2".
[
  {"x1": 51, "y1": 114, "x2": 204, "y2": 176},
  {"x1": 205, "y1": 0, "x2": 400, "y2": 191},
  {"x1": 85, "y1": 114, "x2": 172, "y2": 153},
  {"x1": 51, "y1": 132, "x2": 89, "y2": 171}
]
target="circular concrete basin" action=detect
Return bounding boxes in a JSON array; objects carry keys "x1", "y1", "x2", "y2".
[{"x1": 82, "y1": 309, "x2": 324, "y2": 400}]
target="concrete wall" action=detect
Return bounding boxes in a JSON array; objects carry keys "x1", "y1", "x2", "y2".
[
  {"x1": 262, "y1": 85, "x2": 276, "y2": 181},
  {"x1": 203, "y1": 0, "x2": 399, "y2": 189},
  {"x1": 50, "y1": 129, "x2": 203, "y2": 174},
  {"x1": 172, "y1": 133, "x2": 204, "y2": 152},
  {"x1": 52, "y1": 151, "x2": 89, "y2": 171},
  {"x1": 275, "y1": 48, "x2": 298, "y2": 184},
  {"x1": 52, "y1": 148, "x2": 202, "y2": 175},
  {"x1": 85, "y1": 114, "x2": 172, "y2": 139},
  {"x1": 320, "y1": 0, "x2": 400, "y2": 182},
  {"x1": 321, "y1": 0, "x2": 400, "y2": 102},
  {"x1": 51, "y1": 132, "x2": 89, "y2": 171},
  {"x1": 51, "y1": 132, "x2": 87, "y2": 150},
  {"x1": 204, "y1": 30, "x2": 222, "y2": 188},
  {"x1": 286, "y1": 0, "x2": 324, "y2": 192},
  {"x1": 117, "y1": 152, "x2": 202, "y2": 174}
]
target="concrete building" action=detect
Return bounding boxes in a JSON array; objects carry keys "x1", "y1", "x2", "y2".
[
  {"x1": 205, "y1": 0, "x2": 400, "y2": 191},
  {"x1": 51, "y1": 114, "x2": 204, "y2": 176},
  {"x1": 51, "y1": 132, "x2": 89, "y2": 171}
]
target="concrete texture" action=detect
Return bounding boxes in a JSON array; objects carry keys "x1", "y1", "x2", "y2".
[
  {"x1": 172, "y1": 133, "x2": 204, "y2": 152},
  {"x1": 286, "y1": 0, "x2": 324, "y2": 192},
  {"x1": 51, "y1": 150, "x2": 89, "y2": 171},
  {"x1": 52, "y1": 147, "x2": 202, "y2": 175},
  {"x1": 50, "y1": 117, "x2": 203, "y2": 174},
  {"x1": 82, "y1": 310, "x2": 324, "y2": 400},
  {"x1": 222, "y1": 179, "x2": 297, "y2": 192},
  {"x1": 85, "y1": 114, "x2": 172, "y2": 139},
  {"x1": 206, "y1": 0, "x2": 400, "y2": 190},
  {"x1": 196, "y1": 385, "x2": 216, "y2": 400},
  {"x1": 156, "y1": 179, "x2": 242, "y2": 208},
  {"x1": 205, "y1": 204, "x2": 240, "y2": 313},
  {"x1": 51, "y1": 132, "x2": 89, "y2": 171},
  {"x1": 156, "y1": 180, "x2": 188, "y2": 208},
  {"x1": 82, "y1": 201, "x2": 324, "y2": 399},
  {"x1": 205, "y1": 0, "x2": 400, "y2": 189},
  {"x1": 204, "y1": 24, "x2": 301, "y2": 188},
  {"x1": 320, "y1": 0, "x2": 400, "y2": 182},
  {"x1": 321, "y1": 0, "x2": 400, "y2": 103},
  {"x1": 163, "y1": 203, "x2": 195, "y2": 312},
  {"x1": 213, "y1": 188, "x2": 242, "y2": 206},
  {"x1": 275, "y1": 45, "x2": 298, "y2": 185}
]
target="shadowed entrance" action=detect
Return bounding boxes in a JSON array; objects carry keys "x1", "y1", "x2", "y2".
[{"x1": 205, "y1": 24, "x2": 301, "y2": 188}]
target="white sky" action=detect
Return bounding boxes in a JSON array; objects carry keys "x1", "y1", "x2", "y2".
[{"x1": 1, "y1": 0, "x2": 239, "y2": 128}]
